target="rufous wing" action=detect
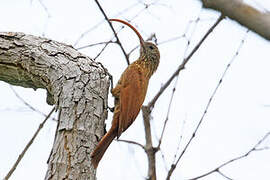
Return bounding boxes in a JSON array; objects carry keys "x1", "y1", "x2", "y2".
[{"x1": 117, "y1": 66, "x2": 149, "y2": 137}]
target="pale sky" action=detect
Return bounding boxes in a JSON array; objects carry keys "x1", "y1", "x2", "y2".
[{"x1": 0, "y1": 0, "x2": 270, "y2": 180}]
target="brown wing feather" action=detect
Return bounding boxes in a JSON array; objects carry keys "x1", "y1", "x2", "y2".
[{"x1": 117, "y1": 65, "x2": 149, "y2": 137}]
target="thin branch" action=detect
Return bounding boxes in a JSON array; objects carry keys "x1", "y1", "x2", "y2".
[
  {"x1": 0, "y1": 106, "x2": 29, "y2": 112},
  {"x1": 84, "y1": 27, "x2": 125, "y2": 61},
  {"x1": 165, "y1": 15, "x2": 225, "y2": 179},
  {"x1": 117, "y1": 139, "x2": 145, "y2": 150},
  {"x1": 94, "y1": 0, "x2": 130, "y2": 65},
  {"x1": 74, "y1": 2, "x2": 140, "y2": 46},
  {"x1": 76, "y1": 40, "x2": 114, "y2": 50},
  {"x1": 156, "y1": 13, "x2": 201, "y2": 151},
  {"x1": 93, "y1": 40, "x2": 112, "y2": 60},
  {"x1": 127, "y1": 33, "x2": 185, "y2": 59},
  {"x1": 159, "y1": 148, "x2": 169, "y2": 171},
  {"x1": 150, "y1": 14, "x2": 202, "y2": 164},
  {"x1": 157, "y1": 35, "x2": 185, "y2": 46},
  {"x1": 31, "y1": 0, "x2": 51, "y2": 37},
  {"x1": 140, "y1": 14, "x2": 224, "y2": 180},
  {"x1": 166, "y1": 28, "x2": 250, "y2": 179},
  {"x1": 187, "y1": 132, "x2": 270, "y2": 180},
  {"x1": 30, "y1": 0, "x2": 51, "y2": 18},
  {"x1": 158, "y1": 15, "x2": 202, "y2": 152},
  {"x1": 148, "y1": 14, "x2": 225, "y2": 109},
  {"x1": 9, "y1": 85, "x2": 57, "y2": 121},
  {"x1": 78, "y1": 1, "x2": 161, "y2": 64},
  {"x1": 172, "y1": 118, "x2": 186, "y2": 164},
  {"x1": 156, "y1": 13, "x2": 200, "y2": 175},
  {"x1": 74, "y1": 20, "x2": 104, "y2": 47},
  {"x1": 156, "y1": 79, "x2": 177, "y2": 151},
  {"x1": 176, "y1": 29, "x2": 249, "y2": 163},
  {"x1": 218, "y1": 170, "x2": 234, "y2": 180},
  {"x1": 4, "y1": 106, "x2": 55, "y2": 180},
  {"x1": 36, "y1": 0, "x2": 51, "y2": 18}
]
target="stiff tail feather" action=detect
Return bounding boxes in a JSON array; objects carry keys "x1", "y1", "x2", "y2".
[{"x1": 91, "y1": 128, "x2": 116, "y2": 168}]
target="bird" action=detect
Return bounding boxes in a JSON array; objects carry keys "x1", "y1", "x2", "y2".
[{"x1": 91, "y1": 19, "x2": 160, "y2": 169}]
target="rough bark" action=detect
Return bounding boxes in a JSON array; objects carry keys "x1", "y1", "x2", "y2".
[
  {"x1": 0, "y1": 32, "x2": 110, "y2": 180},
  {"x1": 201, "y1": 0, "x2": 270, "y2": 40}
]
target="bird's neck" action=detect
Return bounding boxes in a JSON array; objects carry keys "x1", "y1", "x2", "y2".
[{"x1": 135, "y1": 56, "x2": 159, "y2": 78}]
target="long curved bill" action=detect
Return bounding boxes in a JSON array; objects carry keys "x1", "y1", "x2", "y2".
[{"x1": 109, "y1": 19, "x2": 144, "y2": 47}]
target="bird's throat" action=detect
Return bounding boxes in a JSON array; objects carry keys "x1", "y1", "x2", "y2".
[{"x1": 135, "y1": 58, "x2": 159, "y2": 78}]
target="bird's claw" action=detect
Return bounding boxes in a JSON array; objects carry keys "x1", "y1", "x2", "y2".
[{"x1": 108, "y1": 106, "x2": 114, "y2": 112}]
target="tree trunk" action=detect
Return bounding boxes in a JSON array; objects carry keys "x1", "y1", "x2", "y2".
[{"x1": 0, "y1": 32, "x2": 110, "y2": 180}]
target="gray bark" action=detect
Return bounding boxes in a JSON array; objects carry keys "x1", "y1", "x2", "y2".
[
  {"x1": 201, "y1": 0, "x2": 270, "y2": 40},
  {"x1": 0, "y1": 32, "x2": 110, "y2": 180}
]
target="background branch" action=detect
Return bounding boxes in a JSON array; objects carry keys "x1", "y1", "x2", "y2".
[
  {"x1": 141, "y1": 14, "x2": 225, "y2": 180},
  {"x1": 166, "y1": 27, "x2": 249, "y2": 180},
  {"x1": 148, "y1": 14, "x2": 225, "y2": 109},
  {"x1": 4, "y1": 107, "x2": 55, "y2": 180},
  {"x1": 9, "y1": 85, "x2": 57, "y2": 121},
  {"x1": 94, "y1": 0, "x2": 130, "y2": 65},
  {"x1": 200, "y1": 0, "x2": 270, "y2": 40},
  {"x1": 187, "y1": 132, "x2": 270, "y2": 180},
  {"x1": 117, "y1": 139, "x2": 145, "y2": 150}
]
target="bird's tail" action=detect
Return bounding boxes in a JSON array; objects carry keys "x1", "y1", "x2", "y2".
[{"x1": 91, "y1": 128, "x2": 116, "y2": 168}]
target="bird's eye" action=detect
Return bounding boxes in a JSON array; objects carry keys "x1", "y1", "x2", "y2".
[{"x1": 149, "y1": 45, "x2": 154, "y2": 50}]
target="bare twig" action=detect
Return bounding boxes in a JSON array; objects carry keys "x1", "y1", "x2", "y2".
[
  {"x1": 156, "y1": 14, "x2": 202, "y2": 151},
  {"x1": 0, "y1": 106, "x2": 29, "y2": 112},
  {"x1": 93, "y1": 40, "x2": 112, "y2": 60},
  {"x1": 78, "y1": 1, "x2": 161, "y2": 64},
  {"x1": 165, "y1": 14, "x2": 225, "y2": 178},
  {"x1": 74, "y1": 2, "x2": 140, "y2": 46},
  {"x1": 76, "y1": 40, "x2": 114, "y2": 50},
  {"x1": 172, "y1": 118, "x2": 186, "y2": 164},
  {"x1": 117, "y1": 139, "x2": 145, "y2": 150},
  {"x1": 37, "y1": 0, "x2": 51, "y2": 18},
  {"x1": 146, "y1": 15, "x2": 201, "y2": 160},
  {"x1": 140, "y1": 14, "x2": 224, "y2": 180},
  {"x1": 217, "y1": 171, "x2": 234, "y2": 180},
  {"x1": 94, "y1": 0, "x2": 130, "y2": 65},
  {"x1": 31, "y1": 0, "x2": 51, "y2": 37},
  {"x1": 157, "y1": 35, "x2": 185, "y2": 46},
  {"x1": 9, "y1": 85, "x2": 57, "y2": 121},
  {"x1": 30, "y1": 0, "x2": 51, "y2": 18},
  {"x1": 156, "y1": 79, "x2": 177, "y2": 151},
  {"x1": 148, "y1": 14, "x2": 225, "y2": 109},
  {"x1": 74, "y1": 20, "x2": 104, "y2": 47},
  {"x1": 4, "y1": 106, "x2": 55, "y2": 180},
  {"x1": 187, "y1": 132, "x2": 270, "y2": 180},
  {"x1": 159, "y1": 148, "x2": 169, "y2": 171},
  {"x1": 166, "y1": 28, "x2": 249, "y2": 179}
]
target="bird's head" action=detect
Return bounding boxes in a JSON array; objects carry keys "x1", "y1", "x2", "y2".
[{"x1": 109, "y1": 19, "x2": 160, "y2": 73}]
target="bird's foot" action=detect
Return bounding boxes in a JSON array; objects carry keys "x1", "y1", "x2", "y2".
[{"x1": 107, "y1": 106, "x2": 114, "y2": 112}]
